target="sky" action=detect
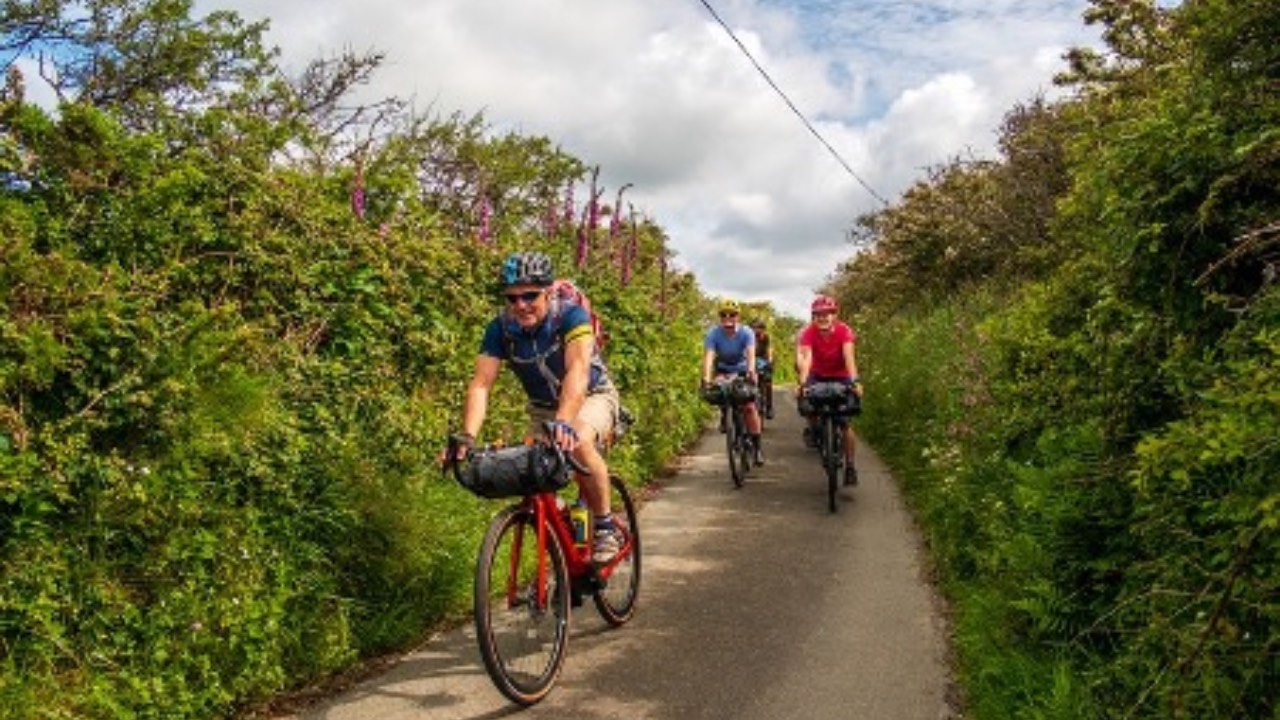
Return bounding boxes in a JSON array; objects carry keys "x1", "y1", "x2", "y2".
[{"x1": 192, "y1": 0, "x2": 1101, "y2": 318}]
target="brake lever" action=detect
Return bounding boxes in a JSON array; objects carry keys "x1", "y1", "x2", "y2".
[{"x1": 540, "y1": 420, "x2": 589, "y2": 475}]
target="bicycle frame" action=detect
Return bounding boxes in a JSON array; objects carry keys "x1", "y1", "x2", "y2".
[{"x1": 515, "y1": 492, "x2": 633, "y2": 610}]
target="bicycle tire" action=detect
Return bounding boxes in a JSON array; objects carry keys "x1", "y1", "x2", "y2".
[
  {"x1": 474, "y1": 505, "x2": 571, "y2": 706},
  {"x1": 824, "y1": 417, "x2": 840, "y2": 513},
  {"x1": 760, "y1": 380, "x2": 773, "y2": 420},
  {"x1": 736, "y1": 407, "x2": 753, "y2": 482},
  {"x1": 593, "y1": 474, "x2": 642, "y2": 626},
  {"x1": 727, "y1": 407, "x2": 745, "y2": 488}
]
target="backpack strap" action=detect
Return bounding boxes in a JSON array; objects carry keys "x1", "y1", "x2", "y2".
[{"x1": 499, "y1": 298, "x2": 568, "y2": 400}]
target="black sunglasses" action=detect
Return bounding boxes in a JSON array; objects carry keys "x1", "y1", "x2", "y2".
[
  {"x1": 504, "y1": 290, "x2": 544, "y2": 305},
  {"x1": 719, "y1": 312, "x2": 738, "y2": 319}
]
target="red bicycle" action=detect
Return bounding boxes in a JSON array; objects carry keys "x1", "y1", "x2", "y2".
[{"x1": 444, "y1": 423, "x2": 641, "y2": 706}]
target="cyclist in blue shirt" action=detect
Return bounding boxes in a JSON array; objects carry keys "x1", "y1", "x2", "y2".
[
  {"x1": 455, "y1": 251, "x2": 624, "y2": 563},
  {"x1": 701, "y1": 299, "x2": 764, "y2": 465}
]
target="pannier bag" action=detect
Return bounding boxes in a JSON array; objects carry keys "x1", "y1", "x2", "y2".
[
  {"x1": 799, "y1": 381, "x2": 861, "y2": 417},
  {"x1": 459, "y1": 443, "x2": 570, "y2": 499}
]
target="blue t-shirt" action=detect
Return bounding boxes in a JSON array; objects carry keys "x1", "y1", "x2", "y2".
[
  {"x1": 704, "y1": 325, "x2": 756, "y2": 374},
  {"x1": 480, "y1": 302, "x2": 611, "y2": 405}
]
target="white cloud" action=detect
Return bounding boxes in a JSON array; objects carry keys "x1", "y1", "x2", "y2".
[
  {"x1": 11, "y1": 58, "x2": 60, "y2": 109},
  {"x1": 194, "y1": 0, "x2": 1099, "y2": 317}
]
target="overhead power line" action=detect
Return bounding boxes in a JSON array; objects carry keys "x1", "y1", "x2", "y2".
[{"x1": 694, "y1": 0, "x2": 889, "y2": 207}]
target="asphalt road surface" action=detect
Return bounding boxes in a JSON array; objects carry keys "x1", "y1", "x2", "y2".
[{"x1": 274, "y1": 389, "x2": 956, "y2": 720}]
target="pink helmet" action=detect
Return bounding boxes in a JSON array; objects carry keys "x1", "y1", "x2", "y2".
[{"x1": 810, "y1": 295, "x2": 838, "y2": 314}]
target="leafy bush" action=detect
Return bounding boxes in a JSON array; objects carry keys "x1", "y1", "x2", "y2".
[
  {"x1": 1, "y1": 4, "x2": 714, "y2": 716},
  {"x1": 841, "y1": 1, "x2": 1280, "y2": 717}
]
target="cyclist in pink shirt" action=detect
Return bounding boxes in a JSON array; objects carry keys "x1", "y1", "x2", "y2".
[{"x1": 795, "y1": 295, "x2": 863, "y2": 485}]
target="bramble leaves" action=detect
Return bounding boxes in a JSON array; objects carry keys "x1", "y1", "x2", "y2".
[
  {"x1": 840, "y1": 0, "x2": 1280, "y2": 717},
  {"x1": 2, "y1": 2, "x2": 712, "y2": 717}
]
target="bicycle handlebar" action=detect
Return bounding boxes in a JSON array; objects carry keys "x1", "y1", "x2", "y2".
[{"x1": 443, "y1": 421, "x2": 589, "y2": 483}]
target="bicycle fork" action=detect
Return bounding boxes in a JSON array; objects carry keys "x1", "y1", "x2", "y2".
[{"x1": 506, "y1": 504, "x2": 552, "y2": 613}]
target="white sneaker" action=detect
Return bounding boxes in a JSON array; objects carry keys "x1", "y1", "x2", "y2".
[{"x1": 592, "y1": 527, "x2": 624, "y2": 564}]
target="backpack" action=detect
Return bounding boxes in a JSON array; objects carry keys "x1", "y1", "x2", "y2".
[
  {"x1": 499, "y1": 278, "x2": 608, "y2": 359},
  {"x1": 549, "y1": 279, "x2": 608, "y2": 353}
]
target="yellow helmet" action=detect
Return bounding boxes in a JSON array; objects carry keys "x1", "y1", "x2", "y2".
[{"x1": 717, "y1": 299, "x2": 741, "y2": 316}]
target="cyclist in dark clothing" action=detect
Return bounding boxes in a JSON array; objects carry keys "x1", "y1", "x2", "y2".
[{"x1": 750, "y1": 319, "x2": 775, "y2": 419}]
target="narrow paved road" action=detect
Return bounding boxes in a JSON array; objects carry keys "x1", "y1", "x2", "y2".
[{"x1": 274, "y1": 389, "x2": 956, "y2": 719}]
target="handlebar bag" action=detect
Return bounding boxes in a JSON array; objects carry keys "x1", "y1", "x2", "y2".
[
  {"x1": 461, "y1": 443, "x2": 570, "y2": 499},
  {"x1": 802, "y1": 381, "x2": 861, "y2": 416},
  {"x1": 700, "y1": 383, "x2": 730, "y2": 406},
  {"x1": 701, "y1": 378, "x2": 757, "y2": 406}
]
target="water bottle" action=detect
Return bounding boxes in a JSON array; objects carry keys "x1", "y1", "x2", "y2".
[{"x1": 569, "y1": 498, "x2": 590, "y2": 550}]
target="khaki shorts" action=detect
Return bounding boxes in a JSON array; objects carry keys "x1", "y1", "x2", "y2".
[{"x1": 526, "y1": 386, "x2": 620, "y2": 444}]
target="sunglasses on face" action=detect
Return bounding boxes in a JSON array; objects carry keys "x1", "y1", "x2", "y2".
[
  {"x1": 504, "y1": 290, "x2": 544, "y2": 305},
  {"x1": 719, "y1": 312, "x2": 738, "y2": 319}
]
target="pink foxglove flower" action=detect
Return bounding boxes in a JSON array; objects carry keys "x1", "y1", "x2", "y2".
[
  {"x1": 562, "y1": 182, "x2": 575, "y2": 225},
  {"x1": 609, "y1": 184, "x2": 631, "y2": 241},
  {"x1": 587, "y1": 170, "x2": 601, "y2": 230},
  {"x1": 477, "y1": 196, "x2": 493, "y2": 245},
  {"x1": 351, "y1": 172, "x2": 366, "y2": 220},
  {"x1": 543, "y1": 201, "x2": 558, "y2": 237},
  {"x1": 622, "y1": 212, "x2": 637, "y2": 286},
  {"x1": 575, "y1": 223, "x2": 589, "y2": 268}
]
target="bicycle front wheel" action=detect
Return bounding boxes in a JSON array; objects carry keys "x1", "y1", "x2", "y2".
[
  {"x1": 823, "y1": 418, "x2": 841, "y2": 513},
  {"x1": 474, "y1": 505, "x2": 571, "y2": 706},
  {"x1": 736, "y1": 410, "x2": 754, "y2": 482},
  {"x1": 593, "y1": 474, "x2": 642, "y2": 626},
  {"x1": 727, "y1": 409, "x2": 746, "y2": 488}
]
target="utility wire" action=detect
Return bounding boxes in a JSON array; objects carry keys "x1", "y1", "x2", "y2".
[{"x1": 694, "y1": 0, "x2": 889, "y2": 207}]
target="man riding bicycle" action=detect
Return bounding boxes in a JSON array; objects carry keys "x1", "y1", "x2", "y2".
[
  {"x1": 701, "y1": 299, "x2": 764, "y2": 466},
  {"x1": 749, "y1": 318, "x2": 775, "y2": 419},
  {"x1": 795, "y1": 295, "x2": 863, "y2": 485},
  {"x1": 453, "y1": 251, "x2": 625, "y2": 563}
]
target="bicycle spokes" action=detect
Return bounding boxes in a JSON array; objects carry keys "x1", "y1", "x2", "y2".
[{"x1": 476, "y1": 507, "x2": 570, "y2": 705}]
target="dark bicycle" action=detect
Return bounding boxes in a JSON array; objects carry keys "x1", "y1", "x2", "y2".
[
  {"x1": 800, "y1": 381, "x2": 861, "y2": 512},
  {"x1": 443, "y1": 420, "x2": 641, "y2": 706},
  {"x1": 755, "y1": 358, "x2": 774, "y2": 421},
  {"x1": 701, "y1": 377, "x2": 757, "y2": 488}
]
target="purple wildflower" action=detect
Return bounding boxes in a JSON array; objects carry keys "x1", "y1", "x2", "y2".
[
  {"x1": 575, "y1": 223, "x2": 589, "y2": 268},
  {"x1": 477, "y1": 196, "x2": 493, "y2": 245},
  {"x1": 351, "y1": 174, "x2": 366, "y2": 220},
  {"x1": 562, "y1": 182, "x2": 575, "y2": 225}
]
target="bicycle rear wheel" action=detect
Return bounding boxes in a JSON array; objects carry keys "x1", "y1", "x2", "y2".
[
  {"x1": 474, "y1": 505, "x2": 570, "y2": 706},
  {"x1": 593, "y1": 474, "x2": 642, "y2": 626}
]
